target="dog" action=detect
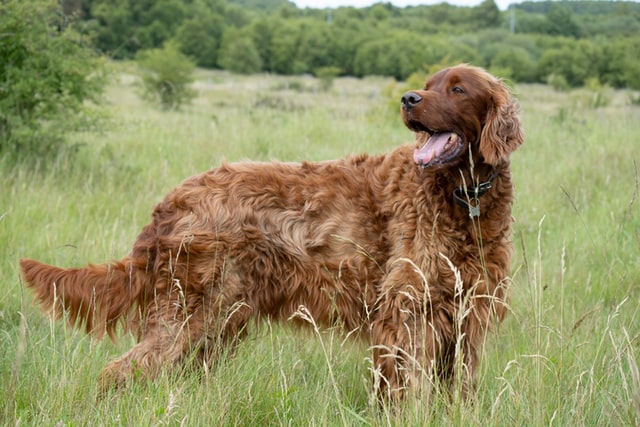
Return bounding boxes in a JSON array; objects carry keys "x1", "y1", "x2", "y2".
[{"x1": 20, "y1": 64, "x2": 523, "y2": 400}]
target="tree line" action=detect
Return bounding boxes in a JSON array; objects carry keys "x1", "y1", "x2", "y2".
[
  {"x1": 2, "y1": 0, "x2": 638, "y2": 159},
  {"x1": 59, "y1": 0, "x2": 640, "y2": 89}
]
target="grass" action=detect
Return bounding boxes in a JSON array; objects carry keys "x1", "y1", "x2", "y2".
[{"x1": 1, "y1": 66, "x2": 639, "y2": 425}]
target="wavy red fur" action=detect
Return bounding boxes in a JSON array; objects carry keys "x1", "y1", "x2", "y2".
[
  {"x1": 21, "y1": 64, "x2": 524, "y2": 400},
  {"x1": 20, "y1": 258, "x2": 146, "y2": 340}
]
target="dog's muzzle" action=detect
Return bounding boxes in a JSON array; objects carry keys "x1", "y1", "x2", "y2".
[{"x1": 401, "y1": 91, "x2": 422, "y2": 111}]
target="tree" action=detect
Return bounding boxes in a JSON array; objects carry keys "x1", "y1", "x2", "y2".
[
  {"x1": 368, "y1": 3, "x2": 391, "y2": 21},
  {"x1": 490, "y1": 46, "x2": 536, "y2": 82},
  {"x1": 175, "y1": 13, "x2": 224, "y2": 68},
  {"x1": 225, "y1": 4, "x2": 253, "y2": 28},
  {"x1": 269, "y1": 20, "x2": 302, "y2": 74},
  {"x1": 90, "y1": 0, "x2": 136, "y2": 58},
  {"x1": 473, "y1": 0, "x2": 501, "y2": 29},
  {"x1": 296, "y1": 21, "x2": 334, "y2": 73},
  {"x1": 133, "y1": 0, "x2": 187, "y2": 49},
  {"x1": 231, "y1": 0, "x2": 292, "y2": 12},
  {"x1": 0, "y1": 0, "x2": 106, "y2": 158},
  {"x1": 136, "y1": 42, "x2": 196, "y2": 110},
  {"x1": 599, "y1": 37, "x2": 640, "y2": 89},
  {"x1": 545, "y1": 4, "x2": 581, "y2": 37},
  {"x1": 217, "y1": 28, "x2": 263, "y2": 74},
  {"x1": 249, "y1": 17, "x2": 276, "y2": 72},
  {"x1": 354, "y1": 33, "x2": 479, "y2": 80},
  {"x1": 537, "y1": 40, "x2": 602, "y2": 87}
]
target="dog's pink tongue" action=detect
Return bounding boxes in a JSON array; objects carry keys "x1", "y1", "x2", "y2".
[{"x1": 413, "y1": 132, "x2": 451, "y2": 165}]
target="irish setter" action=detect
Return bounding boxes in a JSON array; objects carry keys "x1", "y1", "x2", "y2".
[{"x1": 21, "y1": 65, "x2": 523, "y2": 400}]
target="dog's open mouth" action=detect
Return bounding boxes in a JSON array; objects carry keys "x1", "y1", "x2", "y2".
[{"x1": 413, "y1": 132, "x2": 465, "y2": 168}]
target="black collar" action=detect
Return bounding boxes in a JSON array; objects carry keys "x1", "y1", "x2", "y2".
[{"x1": 453, "y1": 171, "x2": 498, "y2": 218}]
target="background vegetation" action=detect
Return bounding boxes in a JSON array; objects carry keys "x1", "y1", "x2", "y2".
[
  {"x1": 1, "y1": 65, "x2": 639, "y2": 425},
  {"x1": 60, "y1": 0, "x2": 640, "y2": 88},
  {"x1": 0, "y1": 0, "x2": 106, "y2": 159},
  {"x1": 2, "y1": 0, "x2": 640, "y2": 158},
  {"x1": 136, "y1": 41, "x2": 197, "y2": 110}
]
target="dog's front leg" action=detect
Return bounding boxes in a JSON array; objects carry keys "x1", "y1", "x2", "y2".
[{"x1": 370, "y1": 260, "x2": 444, "y2": 402}]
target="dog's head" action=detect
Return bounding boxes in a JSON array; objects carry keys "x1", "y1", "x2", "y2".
[{"x1": 401, "y1": 64, "x2": 524, "y2": 168}]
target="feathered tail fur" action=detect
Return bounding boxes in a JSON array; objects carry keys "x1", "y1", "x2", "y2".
[{"x1": 20, "y1": 258, "x2": 146, "y2": 340}]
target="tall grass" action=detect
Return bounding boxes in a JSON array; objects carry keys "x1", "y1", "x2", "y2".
[{"x1": 1, "y1": 67, "x2": 638, "y2": 425}]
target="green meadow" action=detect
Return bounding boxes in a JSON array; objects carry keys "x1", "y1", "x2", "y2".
[{"x1": 1, "y1": 68, "x2": 639, "y2": 425}]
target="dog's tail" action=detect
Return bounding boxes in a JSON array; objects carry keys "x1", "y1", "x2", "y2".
[{"x1": 20, "y1": 258, "x2": 147, "y2": 340}]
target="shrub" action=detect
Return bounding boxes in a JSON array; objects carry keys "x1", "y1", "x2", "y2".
[
  {"x1": 136, "y1": 42, "x2": 196, "y2": 110},
  {"x1": 315, "y1": 66, "x2": 342, "y2": 92},
  {"x1": 0, "y1": 0, "x2": 106, "y2": 159},
  {"x1": 547, "y1": 73, "x2": 570, "y2": 92},
  {"x1": 584, "y1": 78, "x2": 612, "y2": 108}
]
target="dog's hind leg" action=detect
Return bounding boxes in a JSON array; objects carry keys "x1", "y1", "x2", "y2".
[
  {"x1": 192, "y1": 266, "x2": 257, "y2": 369},
  {"x1": 194, "y1": 297, "x2": 255, "y2": 371},
  {"x1": 97, "y1": 294, "x2": 206, "y2": 396}
]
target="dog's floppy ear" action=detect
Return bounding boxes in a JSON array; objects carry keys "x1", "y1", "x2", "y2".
[{"x1": 479, "y1": 80, "x2": 524, "y2": 166}]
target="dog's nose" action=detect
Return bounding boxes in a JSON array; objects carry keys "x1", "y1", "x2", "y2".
[{"x1": 401, "y1": 92, "x2": 422, "y2": 110}]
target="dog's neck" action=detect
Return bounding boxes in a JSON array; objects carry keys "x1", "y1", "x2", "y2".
[
  {"x1": 429, "y1": 161, "x2": 506, "y2": 219},
  {"x1": 451, "y1": 167, "x2": 498, "y2": 218}
]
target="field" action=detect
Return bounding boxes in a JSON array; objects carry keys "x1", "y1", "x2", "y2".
[{"x1": 1, "y1": 67, "x2": 639, "y2": 425}]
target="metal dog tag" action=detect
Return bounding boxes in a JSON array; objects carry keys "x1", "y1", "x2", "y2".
[{"x1": 468, "y1": 198, "x2": 481, "y2": 218}]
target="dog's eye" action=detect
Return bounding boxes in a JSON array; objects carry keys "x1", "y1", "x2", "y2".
[{"x1": 451, "y1": 86, "x2": 465, "y2": 94}]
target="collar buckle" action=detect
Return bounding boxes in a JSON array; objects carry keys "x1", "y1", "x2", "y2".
[{"x1": 453, "y1": 171, "x2": 498, "y2": 218}]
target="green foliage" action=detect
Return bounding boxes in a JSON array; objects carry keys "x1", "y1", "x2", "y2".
[
  {"x1": 90, "y1": 0, "x2": 136, "y2": 58},
  {"x1": 314, "y1": 66, "x2": 342, "y2": 91},
  {"x1": 536, "y1": 39, "x2": 603, "y2": 87},
  {"x1": 249, "y1": 17, "x2": 277, "y2": 72},
  {"x1": 134, "y1": 0, "x2": 187, "y2": 49},
  {"x1": 472, "y1": 0, "x2": 501, "y2": 28},
  {"x1": 231, "y1": 0, "x2": 293, "y2": 12},
  {"x1": 225, "y1": 3, "x2": 256, "y2": 27},
  {"x1": 547, "y1": 73, "x2": 570, "y2": 91},
  {"x1": 269, "y1": 20, "x2": 304, "y2": 74},
  {"x1": 544, "y1": 4, "x2": 581, "y2": 37},
  {"x1": 599, "y1": 36, "x2": 640, "y2": 90},
  {"x1": 59, "y1": 0, "x2": 640, "y2": 87},
  {"x1": 584, "y1": 78, "x2": 612, "y2": 108},
  {"x1": 517, "y1": 0, "x2": 640, "y2": 15},
  {"x1": 489, "y1": 46, "x2": 536, "y2": 82},
  {"x1": 174, "y1": 1, "x2": 226, "y2": 69},
  {"x1": 175, "y1": 14, "x2": 223, "y2": 68},
  {"x1": 369, "y1": 3, "x2": 392, "y2": 21},
  {"x1": 217, "y1": 28, "x2": 263, "y2": 74},
  {"x1": 354, "y1": 33, "x2": 478, "y2": 80},
  {"x1": 0, "y1": 0, "x2": 106, "y2": 159},
  {"x1": 136, "y1": 42, "x2": 196, "y2": 110},
  {"x1": 512, "y1": 9, "x2": 549, "y2": 34},
  {"x1": 296, "y1": 20, "x2": 335, "y2": 73}
]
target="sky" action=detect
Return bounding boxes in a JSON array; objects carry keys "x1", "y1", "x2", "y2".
[{"x1": 293, "y1": 0, "x2": 515, "y2": 11}]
